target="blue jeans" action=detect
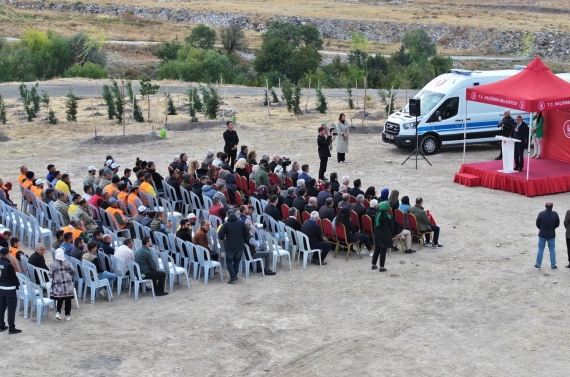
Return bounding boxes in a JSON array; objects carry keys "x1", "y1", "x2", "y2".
[
  {"x1": 225, "y1": 251, "x2": 242, "y2": 281},
  {"x1": 98, "y1": 271, "x2": 117, "y2": 288},
  {"x1": 536, "y1": 237, "x2": 556, "y2": 268}
]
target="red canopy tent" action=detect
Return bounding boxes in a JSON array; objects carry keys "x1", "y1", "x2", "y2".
[{"x1": 465, "y1": 57, "x2": 570, "y2": 180}]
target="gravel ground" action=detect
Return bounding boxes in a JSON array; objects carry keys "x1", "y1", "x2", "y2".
[{"x1": 0, "y1": 91, "x2": 569, "y2": 376}]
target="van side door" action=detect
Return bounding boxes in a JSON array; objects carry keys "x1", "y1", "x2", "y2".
[{"x1": 424, "y1": 94, "x2": 464, "y2": 143}]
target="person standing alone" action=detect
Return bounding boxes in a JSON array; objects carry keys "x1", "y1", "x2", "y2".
[
  {"x1": 0, "y1": 247, "x2": 21, "y2": 334},
  {"x1": 535, "y1": 201, "x2": 559, "y2": 270},
  {"x1": 317, "y1": 124, "x2": 333, "y2": 181},
  {"x1": 218, "y1": 210, "x2": 250, "y2": 284},
  {"x1": 223, "y1": 121, "x2": 239, "y2": 167},
  {"x1": 335, "y1": 113, "x2": 349, "y2": 163}
]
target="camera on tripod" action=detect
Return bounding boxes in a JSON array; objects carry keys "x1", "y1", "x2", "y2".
[{"x1": 280, "y1": 157, "x2": 291, "y2": 172}]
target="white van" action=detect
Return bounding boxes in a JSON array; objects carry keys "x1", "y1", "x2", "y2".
[{"x1": 382, "y1": 69, "x2": 530, "y2": 155}]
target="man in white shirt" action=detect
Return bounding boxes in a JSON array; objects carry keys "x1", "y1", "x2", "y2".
[
  {"x1": 82, "y1": 186, "x2": 93, "y2": 201},
  {"x1": 113, "y1": 238, "x2": 135, "y2": 274}
]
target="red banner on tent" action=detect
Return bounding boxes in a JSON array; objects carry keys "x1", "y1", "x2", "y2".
[
  {"x1": 541, "y1": 109, "x2": 570, "y2": 163},
  {"x1": 466, "y1": 58, "x2": 570, "y2": 112}
]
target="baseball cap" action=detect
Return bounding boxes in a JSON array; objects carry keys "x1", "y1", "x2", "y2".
[
  {"x1": 0, "y1": 247, "x2": 9, "y2": 255},
  {"x1": 103, "y1": 168, "x2": 112, "y2": 175},
  {"x1": 297, "y1": 179, "x2": 305, "y2": 187},
  {"x1": 35, "y1": 179, "x2": 44, "y2": 185},
  {"x1": 4, "y1": 182, "x2": 12, "y2": 190},
  {"x1": 138, "y1": 205, "x2": 147, "y2": 212},
  {"x1": 111, "y1": 163, "x2": 120, "y2": 169},
  {"x1": 106, "y1": 159, "x2": 114, "y2": 167},
  {"x1": 187, "y1": 213, "x2": 197, "y2": 219},
  {"x1": 88, "y1": 166, "x2": 97, "y2": 171},
  {"x1": 109, "y1": 198, "x2": 119, "y2": 204},
  {"x1": 131, "y1": 183, "x2": 139, "y2": 189}
]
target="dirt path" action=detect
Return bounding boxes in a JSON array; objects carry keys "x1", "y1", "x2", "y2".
[{"x1": 0, "y1": 92, "x2": 569, "y2": 376}]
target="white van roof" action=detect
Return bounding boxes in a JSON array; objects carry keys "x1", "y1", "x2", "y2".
[{"x1": 423, "y1": 69, "x2": 521, "y2": 94}]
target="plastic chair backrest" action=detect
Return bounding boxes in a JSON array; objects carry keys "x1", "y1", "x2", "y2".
[
  {"x1": 189, "y1": 191, "x2": 203, "y2": 211},
  {"x1": 110, "y1": 255, "x2": 126, "y2": 277},
  {"x1": 208, "y1": 215, "x2": 222, "y2": 230},
  {"x1": 234, "y1": 191, "x2": 243, "y2": 206},
  {"x1": 70, "y1": 257, "x2": 83, "y2": 279},
  {"x1": 284, "y1": 225, "x2": 297, "y2": 246},
  {"x1": 154, "y1": 232, "x2": 169, "y2": 252},
  {"x1": 132, "y1": 221, "x2": 144, "y2": 240},
  {"x1": 248, "y1": 180, "x2": 256, "y2": 196},
  {"x1": 203, "y1": 196, "x2": 213, "y2": 211},
  {"x1": 126, "y1": 259, "x2": 142, "y2": 280}
]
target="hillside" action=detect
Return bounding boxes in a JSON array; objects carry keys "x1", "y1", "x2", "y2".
[{"x1": 1, "y1": 0, "x2": 570, "y2": 58}]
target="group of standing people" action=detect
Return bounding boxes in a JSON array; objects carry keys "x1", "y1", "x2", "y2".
[
  {"x1": 317, "y1": 113, "x2": 351, "y2": 181},
  {"x1": 496, "y1": 109, "x2": 544, "y2": 170}
]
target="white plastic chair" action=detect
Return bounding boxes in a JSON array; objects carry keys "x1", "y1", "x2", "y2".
[
  {"x1": 15, "y1": 272, "x2": 33, "y2": 319},
  {"x1": 189, "y1": 191, "x2": 204, "y2": 219},
  {"x1": 126, "y1": 260, "x2": 155, "y2": 300},
  {"x1": 208, "y1": 215, "x2": 222, "y2": 230},
  {"x1": 296, "y1": 231, "x2": 323, "y2": 268},
  {"x1": 70, "y1": 257, "x2": 84, "y2": 299},
  {"x1": 164, "y1": 183, "x2": 183, "y2": 212},
  {"x1": 180, "y1": 189, "x2": 193, "y2": 217},
  {"x1": 160, "y1": 251, "x2": 190, "y2": 291},
  {"x1": 110, "y1": 256, "x2": 129, "y2": 295},
  {"x1": 239, "y1": 244, "x2": 265, "y2": 278},
  {"x1": 27, "y1": 264, "x2": 51, "y2": 297},
  {"x1": 195, "y1": 245, "x2": 223, "y2": 284},
  {"x1": 202, "y1": 195, "x2": 213, "y2": 211},
  {"x1": 284, "y1": 225, "x2": 299, "y2": 263},
  {"x1": 167, "y1": 233, "x2": 181, "y2": 266},
  {"x1": 132, "y1": 220, "x2": 145, "y2": 240},
  {"x1": 81, "y1": 260, "x2": 113, "y2": 305},
  {"x1": 20, "y1": 255, "x2": 29, "y2": 278},
  {"x1": 28, "y1": 216, "x2": 53, "y2": 249},
  {"x1": 178, "y1": 240, "x2": 199, "y2": 280},
  {"x1": 153, "y1": 232, "x2": 170, "y2": 253},
  {"x1": 103, "y1": 211, "x2": 131, "y2": 239},
  {"x1": 28, "y1": 282, "x2": 55, "y2": 324},
  {"x1": 266, "y1": 234, "x2": 291, "y2": 271}
]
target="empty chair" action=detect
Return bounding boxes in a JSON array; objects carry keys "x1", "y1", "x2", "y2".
[
  {"x1": 70, "y1": 257, "x2": 84, "y2": 299},
  {"x1": 202, "y1": 196, "x2": 213, "y2": 211},
  {"x1": 195, "y1": 245, "x2": 223, "y2": 284},
  {"x1": 295, "y1": 231, "x2": 323, "y2": 268},
  {"x1": 159, "y1": 251, "x2": 190, "y2": 291},
  {"x1": 284, "y1": 225, "x2": 299, "y2": 263},
  {"x1": 178, "y1": 240, "x2": 199, "y2": 280},
  {"x1": 239, "y1": 244, "x2": 264, "y2": 278},
  {"x1": 28, "y1": 282, "x2": 55, "y2": 324},
  {"x1": 81, "y1": 260, "x2": 113, "y2": 305},
  {"x1": 208, "y1": 215, "x2": 222, "y2": 231},
  {"x1": 20, "y1": 255, "x2": 29, "y2": 278},
  {"x1": 180, "y1": 189, "x2": 193, "y2": 217},
  {"x1": 167, "y1": 233, "x2": 181, "y2": 266},
  {"x1": 126, "y1": 260, "x2": 155, "y2": 300},
  {"x1": 110, "y1": 256, "x2": 130, "y2": 295},
  {"x1": 28, "y1": 216, "x2": 53, "y2": 249},
  {"x1": 153, "y1": 232, "x2": 170, "y2": 253},
  {"x1": 266, "y1": 234, "x2": 291, "y2": 271},
  {"x1": 15, "y1": 272, "x2": 32, "y2": 319}
]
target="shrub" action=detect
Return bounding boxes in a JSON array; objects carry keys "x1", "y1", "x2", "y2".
[
  {"x1": 66, "y1": 62, "x2": 108, "y2": 79},
  {"x1": 65, "y1": 92, "x2": 79, "y2": 122},
  {"x1": 0, "y1": 94, "x2": 6, "y2": 124},
  {"x1": 315, "y1": 86, "x2": 327, "y2": 114},
  {"x1": 203, "y1": 86, "x2": 220, "y2": 120},
  {"x1": 102, "y1": 84, "x2": 116, "y2": 119},
  {"x1": 167, "y1": 94, "x2": 177, "y2": 115}
]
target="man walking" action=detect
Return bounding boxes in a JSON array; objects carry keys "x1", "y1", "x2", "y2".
[
  {"x1": 317, "y1": 124, "x2": 333, "y2": 181},
  {"x1": 535, "y1": 201, "x2": 559, "y2": 269},
  {"x1": 223, "y1": 121, "x2": 239, "y2": 167},
  {"x1": 218, "y1": 210, "x2": 250, "y2": 284},
  {"x1": 0, "y1": 247, "x2": 22, "y2": 334}
]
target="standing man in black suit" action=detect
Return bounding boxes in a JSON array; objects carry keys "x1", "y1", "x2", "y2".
[
  {"x1": 223, "y1": 121, "x2": 239, "y2": 167},
  {"x1": 495, "y1": 109, "x2": 516, "y2": 160},
  {"x1": 317, "y1": 125, "x2": 333, "y2": 181},
  {"x1": 511, "y1": 115, "x2": 529, "y2": 172}
]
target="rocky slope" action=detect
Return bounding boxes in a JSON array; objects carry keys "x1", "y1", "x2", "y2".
[{"x1": 2, "y1": 0, "x2": 570, "y2": 59}]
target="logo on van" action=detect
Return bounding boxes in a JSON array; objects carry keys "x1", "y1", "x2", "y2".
[
  {"x1": 470, "y1": 92, "x2": 477, "y2": 100},
  {"x1": 519, "y1": 101, "x2": 526, "y2": 110},
  {"x1": 538, "y1": 102, "x2": 545, "y2": 111},
  {"x1": 436, "y1": 79, "x2": 447, "y2": 87},
  {"x1": 564, "y1": 120, "x2": 570, "y2": 139}
]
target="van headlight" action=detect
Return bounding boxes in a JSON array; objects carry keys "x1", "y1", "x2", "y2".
[{"x1": 402, "y1": 122, "x2": 416, "y2": 130}]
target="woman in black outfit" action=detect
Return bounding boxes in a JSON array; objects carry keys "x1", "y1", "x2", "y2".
[
  {"x1": 372, "y1": 201, "x2": 395, "y2": 272},
  {"x1": 329, "y1": 172, "x2": 340, "y2": 194},
  {"x1": 335, "y1": 207, "x2": 372, "y2": 253},
  {"x1": 364, "y1": 186, "x2": 377, "y2": 202}
]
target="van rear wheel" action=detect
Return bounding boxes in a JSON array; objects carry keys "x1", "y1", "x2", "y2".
[{"x1": 420, "y1": 135, "x2": 438, "y2": 155}]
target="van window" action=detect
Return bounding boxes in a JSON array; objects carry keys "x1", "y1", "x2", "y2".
[
  {"x1": 403, "y1": 90, "x2": 444, "y2": 116},
  {"x1": 435, "y1": 97, "x2": 459, "y2": 120}
]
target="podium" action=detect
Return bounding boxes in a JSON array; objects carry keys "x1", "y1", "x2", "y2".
[{"x1": 496, "y1": 136, "x2": 520, "y2": 173}]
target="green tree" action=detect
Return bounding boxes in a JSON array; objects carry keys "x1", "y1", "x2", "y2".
[
  {"x1": 281, "y1": 80, "x2": 294, "y2": 112},
  {"x1": 350, "y1": 32, "x2": 371, "y2": 54},
  {"x1": 126, "y1": 81, "x2": 144, "y2": 122},
  {"x1": 153, "y1": 37, "x2": 182, "y2": 62},
  {"x1": 186, "y1": 87, "x2": 201, "y2": 122},
  {"x1": 65, "y1": 91, "x2": 78, "y2": 122},
  {"x1": 430, "y1": 55, "x2": 453, "y2": 77},
  {"x1": 203, "y1": 86, "x2": 220, "y2": 120},
  {"x1": 301, "y1": 25, "x2": 323, "y2": 50},
  {"x1": 292, "y1": 84, "x2": 302, "y2": 115},
  {"x1": 263, "y1": 21, "x2": 302, "y2": 48},
  {"x1": 289, "y1": 46, "x2": 321, "y2": 83},
  {"x1": 110, "y1": 80, "x2": 124, "y2": 124},
  {"x1": 221, "y1": 22, "x2": 247, "y2": 54},
  {"x1": 315, "y1": 86, "x2": 327, "y2": 114},
  {"x1": 101, "y1": 83, "x2": 116, "y2": 119},
  {"x1": 68, "y1": 31, "x2": 107, "y2": 67},
  {"x1": 254, "y1": 38, "x2": 293, "y2": 80},
  {"x1": 378, "y1": 88, "x2": 396, "y2": 116},
  {"x1": 40, "y1": 90, "x2": 58, "y2": 124},
  {"x1": 139, "y1": 77, "x2": 160, "y2": 121},
  {"x1": 19, "y1": 82, "x2": 40, "y2": 122},
  {"x1": 0, "y1": 94, "x2": 7, "y2": 124},
  {"x1": 186, "y1": 24, "x2": 217, "y2": 50},
  {"x1": 402, "y1": 28, "x2": 437, "y2": 59},
  {"x1": 270, "y1": 88, "x2": 279, "y2": 103},
  {"x1": 167, "y1": 94, "x2": 177, "y2": 115},
  {"x1": 346, "y1": 86, "x2": 354, "y2": 109}
]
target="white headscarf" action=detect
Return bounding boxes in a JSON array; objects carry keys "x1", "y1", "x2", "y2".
[{"x1": 55, "y1": 248, "x2": 66, "y2": 262}]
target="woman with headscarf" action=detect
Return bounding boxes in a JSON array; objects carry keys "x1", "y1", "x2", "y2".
[
  {"x1": 48, "y1": 248, "x2": 75, "y2": 321},
  {"x1": 378, "y1": 188, "x2": 389, "y2": 203},
  {"x1": 169, "y1": 156, "x2": 181, "y2": 173},
  {"x1": 225, "y1": 173, "x2": 238, "y2": 204},
  {"x1": 388, "y1": 189, "x2": 400, "y2": 212},
  {"x1": 235, "y1": 158, "x2": 249, "y2": 178},
  {"x1": 335, "y1": 207, "x2": 372, "y2": 254},
  {"x1": 253, "y1": 185, "x2": 270, "y2": 201},
  {"x1": 364, "y1": 186, "x2": 377, "y2": 202},
  {"x1": 372, "y1": 202, "x2": 394, "y2": 272}
]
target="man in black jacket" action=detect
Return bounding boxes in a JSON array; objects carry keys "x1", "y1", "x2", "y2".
[
  {"x1": 351, "y1": 194, "x2": 367, "y2": 221},
  {"x1": 192, "y1": 176, "x2": 207, "y2": 206},
  {"x1": 283, "y1": 187, "x2": 296, "y2": 208},
  {"x1": 218, "y1": 210, "x2": 249, "y2": 284},
  {"x1": 285, "y1": 208, "x2": 302, "y2": 231},
  {"x1": 318, "y1": 197, "x2": 335, "y2": 222},
  {"x1": 264, "y1": 195, "x2": 282, "y2": 222},
  {"x1": 511, "y1": 115, "x2": 529, "y2": 172},
  {"x1": 333, "y1": 185, "x2": 347, "y2": 209},
  {"x1": 147, "y1": 161, "x2": 165, "y2": 192},
  {"x1": 0, "y1": 247, "x2": 22, "y2": 334},
  {"x1": 223, "y1": 121, "x2": 239, "y2": 167},
  {"x1": 495, "y1": 109, "x2": 516, "y2": 160},
  {"x1": 535, "y1": 201, "x2": 560, "y2": 269},
  {"x1": 166, "y1": 170, "x2": 182, "y2": 200},
  {"x1": 293, "y1": 188, "x2": 308, "y2": 215},
  {"x1": 349, "y1": 179, "x2": 365, "y2": 197},
  {"x1": 317, "y1": 125, "x2": 333, "y2": 181},
  {"x1": 301, "y1": 211, "x2": 331, "y2": 265}
]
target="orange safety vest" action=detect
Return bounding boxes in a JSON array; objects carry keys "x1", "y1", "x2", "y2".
[
  {"x1": 31, "y1": 186, "x2": 43, "y2": 199},
  {"x1": 61, "y1": 225, "x2": 74, "y2": 236},
  {"x1": 104, "y1": 184, "x2": 119, "y2": 197},
  {"x1": 140, "y1": 182, "x2": 156, "y2": 196},
  {"x1": 18, "y1": 174, "x2": 26, "y2": 185},
  {"x1": 9, "y1": 246, "x2": 23, "y2": 273},
  {"x1": 106, "y1": 207, "x2": 126, "y2": 229},
  {"x1": 23, "y1": 180, "x2": 33, "y2": 189},
  {"x1": 118, "y1": 191, "x2": 128, "y2": 205}
]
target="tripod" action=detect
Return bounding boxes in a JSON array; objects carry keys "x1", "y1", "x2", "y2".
[{"x1": 401, "y1": 115, "x2": 432, "y2": 169}]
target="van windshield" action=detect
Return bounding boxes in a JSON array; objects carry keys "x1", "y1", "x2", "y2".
[{"x1": 403, "y1": 90, "x2": 445, "y2": 116}]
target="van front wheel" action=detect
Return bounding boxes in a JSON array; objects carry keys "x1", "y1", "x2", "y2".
[{"x1": 420, "y1": 135, "x2": 438, "y2": 155}]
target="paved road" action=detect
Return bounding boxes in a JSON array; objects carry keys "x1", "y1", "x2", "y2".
[{"x1": 0, "y1": 80, "x2": 419, "y2": 100}]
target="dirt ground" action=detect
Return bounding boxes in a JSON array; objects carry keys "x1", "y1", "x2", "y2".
[{"x1": 0, "y1": 88, "x2": 569, "y2": 377}]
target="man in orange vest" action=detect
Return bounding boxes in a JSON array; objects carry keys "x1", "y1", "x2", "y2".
[
  {"x1": 61, "y1": 220, "x2": 89, "y2": 243},
  {"x1": 8, "y1": 237, "x2": 25, "y2": 273},
  {"x1": 22, "y1": 171, "x2": 35, "y2": 190},
  {"x1": 17, "y1": 166, "x2": 28, "y2": 185},
  {"x1": 104, "y1": 177, "x2": 120, "y2": 197},
  {"x1": 117, "y1": 183, "x2": 129, "y2": 206},
  {"x1": 30, "y1": 179, "x2": 45, "y2": 199},
  {"x1": 139, "y1": 173, "x2": 157, "y2": 197},
  {"x1": 106, "y1": 198, "x2": 134, "y2": 237},
  {"x1": 128, "y1": 185, "x2": 144, "y2": 215}
]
